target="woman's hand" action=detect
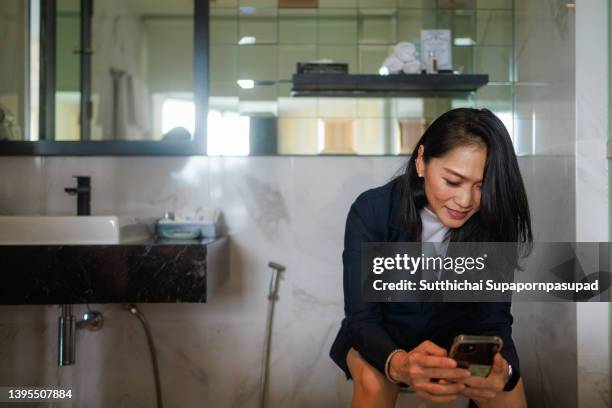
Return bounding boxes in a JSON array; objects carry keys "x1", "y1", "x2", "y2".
[
  {"x1": 458, "y1": 353, "x2": 509, "y2": 406},
  {"x1": 388, "y1": 340, "x2": 471, "y2": 404}
]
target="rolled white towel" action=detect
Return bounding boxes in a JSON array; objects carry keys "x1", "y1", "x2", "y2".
[
  {"x1": 402, "y1": 60, "x2": 422, "y2": 74},
  {"x1": 394, "y1": 42, "x2": 417, "y2": 62},
  {"x1": 383, "y1": 56, "x2": 404, "y2": 74},
  {"x1": 399, "y1": 53, "x2": 418, "y2": 64}
]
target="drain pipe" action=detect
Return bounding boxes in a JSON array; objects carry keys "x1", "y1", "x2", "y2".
[
  {"x1": 58, "y1": 305, "x2": 104, "y2": 366},
  {"x1": 260, "y1": 261, "x2": 286, "y2": 408},
  {"x1": 58, "y1": 305, "x2": 76, "y2": 366}
]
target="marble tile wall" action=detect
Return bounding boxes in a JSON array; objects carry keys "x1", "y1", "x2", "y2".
[
  {"x1": 511, "y1": 156, "x2": 578, "y2": 408},
  {"x1": 512, "y1": 1, "x2": 581, "y2": 407},
  {"x1": 574, "y1": 0, "x2": 610, "y2": 407}
]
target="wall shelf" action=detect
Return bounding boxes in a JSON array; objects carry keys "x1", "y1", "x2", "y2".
[{"x1": 291, "y1": 73, "x2": 489, "y2": 97}]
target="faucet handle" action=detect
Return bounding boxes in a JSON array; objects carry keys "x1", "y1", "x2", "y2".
[
  {"x1": 73, "y1": 175, "x2": 91, "y2": 186},
  {"x1": 65, "y1": 176, "x2": 91, "y2": 195}
]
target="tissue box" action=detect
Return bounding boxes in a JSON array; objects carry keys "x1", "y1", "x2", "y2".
[
  {"x1": 156, "y1": 207, "x2": 221, "y2": 240},
  {"x1": 155, "y1": 220, "x2": 220, "y2": 240},
  {"x1": 199, "y1": 220, "x2": 219, "y2": 238}
]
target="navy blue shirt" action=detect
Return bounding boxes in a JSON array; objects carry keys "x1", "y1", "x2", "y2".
[{"x1": 329, "y1": 178, "x2": 520, "y2": 391}]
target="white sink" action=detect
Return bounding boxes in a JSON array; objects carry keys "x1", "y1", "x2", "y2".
[{"x1": 0, "y1": 216, "x2": 151, "y2": 245}]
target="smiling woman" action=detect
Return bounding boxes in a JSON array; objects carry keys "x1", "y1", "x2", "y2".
[
  {"x1": 330, "y1": 108, "x2": 532, "y2": 408},
  {"x1": 416, "y1": 143, "x2": 486, "y2": 228}
]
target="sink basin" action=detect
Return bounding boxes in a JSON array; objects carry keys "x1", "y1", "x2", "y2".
[{"x1": 0, "y1": 216, "x2": 151, "y2": 245}]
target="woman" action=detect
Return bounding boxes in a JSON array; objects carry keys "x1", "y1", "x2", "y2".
[{"x1": 330, "y1": 108, "x2": 531, "y2": 407}]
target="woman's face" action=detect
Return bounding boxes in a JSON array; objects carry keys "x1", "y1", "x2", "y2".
[{"x1": 416, "y1": 143, "x2": 486, "y2": 229}]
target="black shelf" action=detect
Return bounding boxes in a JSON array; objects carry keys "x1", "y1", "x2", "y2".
[{"x1": 291, "y1": 73, "x2": 489, "y2": 97}]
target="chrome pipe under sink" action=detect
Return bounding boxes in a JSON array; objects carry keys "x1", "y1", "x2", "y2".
[
  {"x1": 58, "y1": 305, "x2": 104, "y2": 366},
  {"x1": 58, "y1": 305, "x2": 76, "y2": 366}
]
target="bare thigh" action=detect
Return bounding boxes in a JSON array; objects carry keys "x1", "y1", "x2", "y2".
[{"x1": 346, "y1": 347, "x2": 400, "y2": 408}]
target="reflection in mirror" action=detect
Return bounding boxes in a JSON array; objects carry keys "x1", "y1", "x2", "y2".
[
  {"x1": 0, "y1": 1, "x2": 27, "y2": 141},
  {"x1": 55, "y1": 0, "x2": 81, "y2": 141},
  {"x1": 5, "y1": 0, "x2": 514, "y2": 156},
  {"x1": 208, "y1": 0, "x2": 514, "y2": 156},
  {"x1": 54, "y1": 0, "x2": 195, "y2": 141}
]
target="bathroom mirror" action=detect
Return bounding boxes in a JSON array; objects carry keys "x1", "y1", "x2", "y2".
[
  {"x1": 0, "y1": 0, "x2": 514, "y2": 156},
  {"x1": 204, "y1": 0, "x2": 513, "y2": 156},
  {"x1": 53, "y1": 0, "x2": 198, "y2": 143},
  {"x1": 0, "y1": 0, "x2": 208, "y2": 155}
]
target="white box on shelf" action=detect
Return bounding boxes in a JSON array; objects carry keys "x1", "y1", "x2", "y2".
[{"x1": 420, "y1": 29, "x2": 452, "y2": 71}]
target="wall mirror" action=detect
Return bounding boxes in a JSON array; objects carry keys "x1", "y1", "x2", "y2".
[
  {"x1": 0, "y1": 0, "x2": 513, "y2": 156},
  {"x1": 208, "y1": 0, "x2": 512, "y2": 156},
  {"x1": 1, "y1": 0, "x2": 207, "y2": 155}
]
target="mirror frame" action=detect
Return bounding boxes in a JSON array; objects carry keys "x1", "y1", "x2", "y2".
[{"x1": 0, "y1": 0, "x2": 209, "y2": 156}]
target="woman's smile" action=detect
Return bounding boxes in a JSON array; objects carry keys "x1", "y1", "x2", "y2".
[{"x1": 445, "y1": 206, "x2": 470, "y2": 220}]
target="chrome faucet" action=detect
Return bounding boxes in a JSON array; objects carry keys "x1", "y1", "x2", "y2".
[{"x1": 64, "y1": 176, "x2": 91, "y2": 216}]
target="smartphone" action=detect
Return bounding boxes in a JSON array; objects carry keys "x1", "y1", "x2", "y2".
[{"x1": 449, "y1": 334, "x2": 503, "y2": 377}]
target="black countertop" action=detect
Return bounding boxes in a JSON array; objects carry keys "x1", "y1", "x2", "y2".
[{"x1": 0, "y1": 237, "x2": 229, "y2": 305}]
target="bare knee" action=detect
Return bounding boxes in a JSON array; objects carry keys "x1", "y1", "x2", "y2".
[
  {"x1": 347, "y1": 348, "x2": 396, "y2": 399},
  {"x1": 354, "y1": 363, "x2": 387, "y2": 397}
]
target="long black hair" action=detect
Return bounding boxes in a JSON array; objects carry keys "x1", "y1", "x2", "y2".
[{"x1": 398, "y1": 108, "x2": 532, "y2": 246}]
